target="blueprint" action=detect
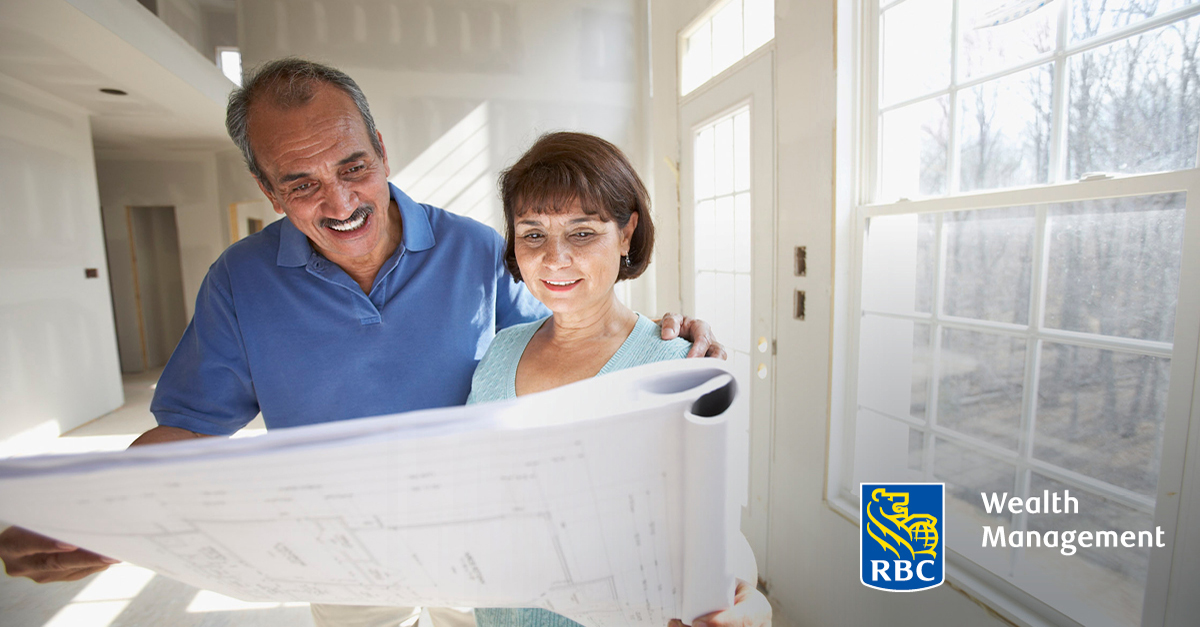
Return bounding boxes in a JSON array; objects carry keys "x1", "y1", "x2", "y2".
[{"x1": 0, "y1": 360, "x2": 742, "y2": 627}]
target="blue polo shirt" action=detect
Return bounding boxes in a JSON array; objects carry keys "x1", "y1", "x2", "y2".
[{"x1": 151, "y1": 184, "x2": 548, "y2": 434}]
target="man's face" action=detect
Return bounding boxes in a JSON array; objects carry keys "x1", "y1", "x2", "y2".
[{"x1": 248, "y1": 84, "x2": 395, "y2": 265}]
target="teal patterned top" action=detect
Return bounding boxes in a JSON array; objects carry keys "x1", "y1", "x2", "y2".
[{"x1": 467, "y1": 312, "x2": 690, "y2": 627}]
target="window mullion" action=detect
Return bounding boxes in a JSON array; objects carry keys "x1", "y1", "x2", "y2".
[
  {"x1": 867, "y1": 0, "x2": 882, "y2": 205},
  {"x1": 1049, "y1": 0, "x2": 1071, "y2": 184},
  {"x1": 1012, "y1": 204, "x2": 1052, "y2": 575},
  {"x1": 1019, "y1": 205, "x2": 1052, "y2": 466},
  {"x1": 841, "y1": 212, "x2": 872, "y2": 500},
  {"x1": 947, "y1": 0, "x2": 962, "y2": 195},
  {"x1": 924, "y1": 213, "x2": 947, "y2": 479}
]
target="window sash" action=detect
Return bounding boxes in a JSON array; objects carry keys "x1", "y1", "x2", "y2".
[
  {"x1": 863, "y1": 0, "x2": 1200, "y2": 202},
  {"x1": 842, "y1": 0, "x2": 1200, "y2": 622},
  {"x1": 836, "y1": 164, "x2": 1200, "y2": 626}
]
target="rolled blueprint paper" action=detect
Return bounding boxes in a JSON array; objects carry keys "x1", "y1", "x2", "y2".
[{"x1": 0, "y1": 360, "x2": 742, "y2": 627}]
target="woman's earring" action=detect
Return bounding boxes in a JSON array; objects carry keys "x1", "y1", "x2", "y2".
[{"x1": 622, "y1": 255, "x2": 632, "y2": 269}]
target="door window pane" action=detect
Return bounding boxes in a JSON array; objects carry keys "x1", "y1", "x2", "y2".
[
  {"x1": 692, "y1": 106, "x2": 753, "y2": 389},
  {"x1": 734, "y1": 110, "x2": 751, "y2": 190},
  {"x1": 734, "y1": 192, "x2": 752, "y2": 272},
  {"x1": 694, "y1": 126, "x2": 715, "y2": 200},
  {"x1": 714, "y1": 196, "x2": 736, "y2": 269},
  {"x1": 714, "y1": 117, "x2": 735, "y2": 196},
  {"x1": 695, "y1": 199, "x2": 716, "y2": 271},
  {"x1": 712, "y1": 0, "x2": 744, "y2": 77},
  {"x1": 744, "y1": 0, "x2": 775, "y2": 52},
  {"x1": 683, "y1": 23, "x2": 713, "y2": 95}
]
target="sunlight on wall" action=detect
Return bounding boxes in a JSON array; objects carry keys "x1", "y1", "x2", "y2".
[{"x1": 390, "y1": 102, "x2": 498, "y2": 232}]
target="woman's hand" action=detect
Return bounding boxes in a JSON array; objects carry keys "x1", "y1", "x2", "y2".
[
  {"x1": 659, "y1": 313, "x2": 728, "y2": 359},
  {"x1": 669, "y1": 580, "x2": 771, "y2": 627}
]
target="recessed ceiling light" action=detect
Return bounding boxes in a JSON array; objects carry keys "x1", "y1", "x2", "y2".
[{"x1": 100, "y1": 88, "x2": 128, "y2": 96}]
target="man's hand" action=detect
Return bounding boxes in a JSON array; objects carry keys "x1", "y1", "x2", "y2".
[
  {"x1": 0, "y1": 527, "x2": 118, "y2": 583},
  {"x1": 2, "y1": 424, "x2": 208, "y2": 584},
  {"x1": 669, "y1": 580, "x2": 772, "y2": 627},
  {"x1": 659, "y1": 313, "x2": 728, "y2": 359}
]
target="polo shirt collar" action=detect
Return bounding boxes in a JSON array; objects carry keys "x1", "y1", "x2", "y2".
[
  {"x1": 391, "y1": 183, "x2": 436, "y2": 252},
  {"x1": 276, "y1": 182, "x2": 435, "y2": 267}
]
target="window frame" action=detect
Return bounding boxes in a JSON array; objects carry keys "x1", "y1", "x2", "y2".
[{"x1": 832, "y1": 0, "x2": 1200, "y2": 625}]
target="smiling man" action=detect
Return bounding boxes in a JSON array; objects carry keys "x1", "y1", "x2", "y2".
[{"x1": 0, "y1": 59, "x2": 726, "y2": 627}]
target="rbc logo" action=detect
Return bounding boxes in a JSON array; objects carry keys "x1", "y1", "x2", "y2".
[{"x1": 860, "y1": 483, "x2": 944, "y2": 591}]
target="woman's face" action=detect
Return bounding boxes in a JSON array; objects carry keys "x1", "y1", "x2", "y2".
[{"x1": 513, "y1": 199, "x2": 637, "y2": 317}]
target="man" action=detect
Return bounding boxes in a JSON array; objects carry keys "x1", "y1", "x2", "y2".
[{"x1": 0, "y1": 59, "x2": 764, "y2": 627}]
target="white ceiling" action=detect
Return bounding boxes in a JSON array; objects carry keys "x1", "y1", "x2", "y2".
[{"x1": 0, "y1": 0, "x2": 234, "y2": 151}]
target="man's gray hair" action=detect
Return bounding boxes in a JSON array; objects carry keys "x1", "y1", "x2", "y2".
[{"x1": 226, "y1": 58, "x2": 383, "y2": 189}]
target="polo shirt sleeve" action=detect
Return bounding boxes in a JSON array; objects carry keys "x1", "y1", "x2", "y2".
[
  {"x1": 492, "y1": 232, "x2": 549, "y2": 330},
  {"x1": 150, "y1": 261, "x2": 259, "y2": 436}
]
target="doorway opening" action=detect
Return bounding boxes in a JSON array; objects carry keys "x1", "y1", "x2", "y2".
[{"x1": 126, "y1": 205, "x2": 188, "y2": 371}]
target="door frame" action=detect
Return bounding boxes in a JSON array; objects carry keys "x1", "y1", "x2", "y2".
[{"x1": 677, "y1": 50, "x2": 776, "y2": 567}]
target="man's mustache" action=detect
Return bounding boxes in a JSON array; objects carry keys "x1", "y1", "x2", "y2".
[{"x1": 321, "y1": 205, "x2": 373, "y2": 228}]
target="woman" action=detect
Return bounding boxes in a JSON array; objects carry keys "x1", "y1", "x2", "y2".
[
  {"x1": 468, "y1": 132, "x2": 770, "y2": 627},
  {"x1": 467, "y1": 132, "x2": 685, "y2": 403}
]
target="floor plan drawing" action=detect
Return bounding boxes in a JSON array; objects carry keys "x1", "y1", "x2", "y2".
[{"x1": 0, "y1": 360, "x2": 744, "y2": 627}]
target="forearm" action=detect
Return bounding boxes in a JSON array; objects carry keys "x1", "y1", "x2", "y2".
[{"x1": 129, "y1": 425, "x2": 212, "y2": 447}]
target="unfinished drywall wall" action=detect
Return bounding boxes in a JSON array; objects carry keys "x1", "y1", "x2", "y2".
[
  {"x1": 237, "y1": 0, "x2": 653, "y2": 310},
  {"x1": 129, "y1": 0, "x2": 238, "y2": 68},
  {"x1": 216, "y1": 148, "x2": 266, "y2": 248},
  {"x1": 0, "y1": 74, "x2": 124, "y2": 447},
  {"x1": 647, "y1": 1, "x2": 1010, "y2": 625},
  {"x1": 95, "y1": 151, "x2": 225, "y2": 373},
  {"x1": 156, "y1": 0, "x2": 206, "y2": 56}
]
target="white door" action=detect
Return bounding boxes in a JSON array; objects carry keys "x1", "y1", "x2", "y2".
[{"x1": 679, "y1": 51, "x2": 774, "y2": 562}]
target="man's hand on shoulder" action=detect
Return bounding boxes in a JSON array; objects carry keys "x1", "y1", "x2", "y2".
[
  {"x1": 658, "y1": 312, "x2": 728, "y2": 359},
  {"x1": 0, "y1": 527, "x2": 118, "y2": 583}
]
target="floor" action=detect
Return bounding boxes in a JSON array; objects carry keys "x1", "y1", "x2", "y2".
[{"x1": 0, "y1": 370, "x2": 311, "y2": 627}]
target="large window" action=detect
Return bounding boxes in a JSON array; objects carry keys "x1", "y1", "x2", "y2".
[{"x1": 843, "y1": 0, "x2": 1200, "y2": 625}]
